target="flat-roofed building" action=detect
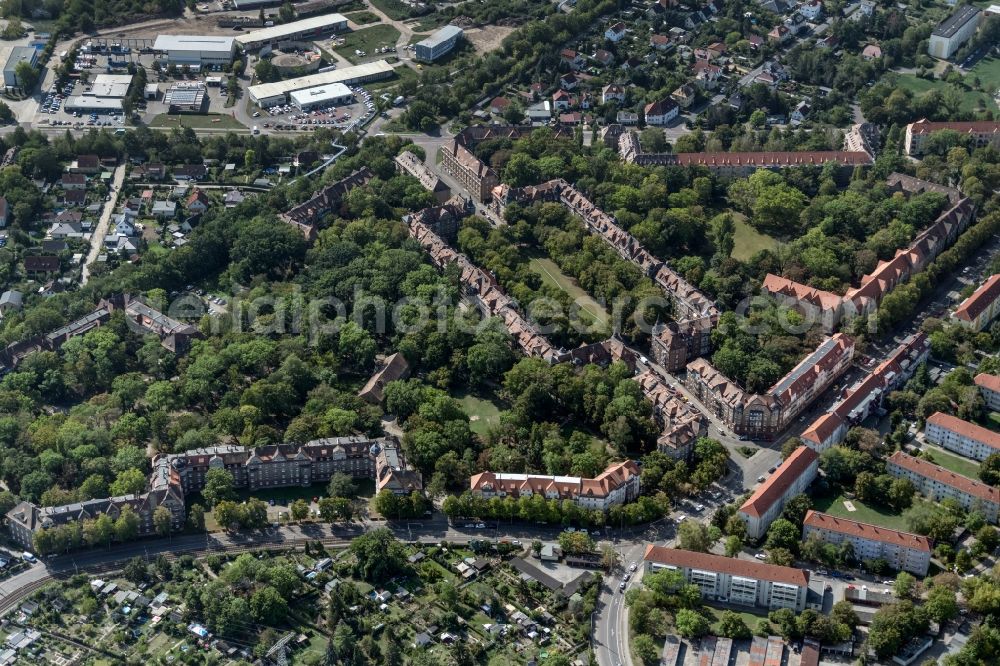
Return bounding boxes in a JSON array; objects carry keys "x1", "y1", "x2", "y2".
[
  {"x1": 90, "y1": 73, "x2": 133, "y2": 98},
  {"x1": 290, "y1": 81, "x2": 353, "y2": 110},
  {"x1": 887, "y1": 450, "x2": 1000, "y2": 523},
  {"x1": 952, "y1": 274, "x2": 1000, "y2": 331},
  {"x1": 164, "y1": 82, "x2": 207, "y2": 113},
  {"x1": 925, "y1": 411, "x2": 1000, "y2": 462},
  {"x1": 802, "y1": 510, "x2": 932, "y2": 576},
  {"x1": 236, "y1": 13, "x2": 349, "y2": 51},
  {"x1": 643, "y1": 544, "x2": 809, "y2": 612},
  {"x1": 738, "y1": 446, "x2": 819, "y2": 540},
  {"x1": 414, "y1": 25, "x2": 463, "y2": 62},
  {"x1": 65, "y1": 96, "x2": 123, "y2": 112},
  {"x1": 928, "y1": 5, "x2": 981, "y2": 59},
  {"x1": 3, "y1": 46, "x2": 38, "y2": 88},
  {"x1": 976, "y1": 373, "x2": 1000, "y2": 411},
  {"x1": 152, "y1": 35, "x2": 236, "y2": 67},
  {"x1": 247, "y1": 60, "x2": 393, "y2": 107}
]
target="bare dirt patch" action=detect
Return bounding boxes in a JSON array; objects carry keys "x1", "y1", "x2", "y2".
[{"x1": 464, "y1": 25, "x2": 514, "y2": 54}]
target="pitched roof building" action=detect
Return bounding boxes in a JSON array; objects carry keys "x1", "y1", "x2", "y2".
[
  {"x1": 887, "y1": 451, "x2": 1000, "y2": 523},
  {"x1": 952, "y1": 274, "x2": 1000, "y2": 331},
  {"x1": 905, "y1": 119, "x2": 1000, "y2": 156},
  {"x1": 358, "y1": 352, "x2": 410, "y2": 404},
  {"x1": 738, "y1": 446, "x2": 819, "y2": 540},
  {"x1": 470, "y1": 461, "x2": 641, "y2": 511},
  {"x1": 925, "y1": 412, "x2": 1000, "y2": 462},
  {"x1": 802, "y1": 510, "x2": 931, "y2": 575}
]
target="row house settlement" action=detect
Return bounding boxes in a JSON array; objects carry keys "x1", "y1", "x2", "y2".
[
  {"x1": 762, "y1": 175, "x2": 976, "y2": 331},
  {"x1": 8, "y1": 437, "x2": 422, "y2": 551},
  {"x1": 686, "y1": 333, "x2": 854, "y2": 440},
  {"x1": 279, "y1": 167, "x2": 374, "y2": 241},
  {"x1": 801, "y1": 332, "x2": 930, "y2": 452},
  {"x1": 469, "y1": 461, "x2": 641, "y2": 512}
]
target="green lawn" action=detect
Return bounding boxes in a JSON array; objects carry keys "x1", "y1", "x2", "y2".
[
  {"x1": 455, "y1": 389, "x2": 505, "y2": 436},
  {"x1": 703, "y1": 605, "x2": 769, "y2": 633},
  {"x1": 528, "y1": 256, "x2": 610, "y2": 330},
  {"x1": 985, "y1": 412, "x2": 1000, "y2": 433},
  {"x1": 966, "y1": 55, "x2": 1000, "y2": 95},
  {"x1": 731, "y1": 213, "x2": 779, "y2": 262},
  {"x1": 345, "y1": 10, "x2": 380, "y2": 24},
  {"x1": 147, "y1": 113, "x2": 246, "y2": 130},
  {"x1": 892, "y1": 73, "x2": 997, "y2": 113},
  {"x1": 369, "y1": 0, "x2": 415, "y2": 20},
  {"x1": 812, "y1": 492, "x2": 912, "y2": 531},
  {"x1": 335, "y1": 24, "x2": 401, "y2": 63},
  {"x1": 921, "y1": 444, "x2": 981, "y2": 479}
]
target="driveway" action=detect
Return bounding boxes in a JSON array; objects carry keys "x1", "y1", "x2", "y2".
[{"x1": 81, "y1": 161, "x2": 127, "y2": 284}]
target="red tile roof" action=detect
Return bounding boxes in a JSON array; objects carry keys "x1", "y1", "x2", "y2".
[
  {"x1": 739, "y1": 446, "x2": 818, "y2": 518},
  {"x1": 888, "y1": 450, "x2": 1000, "y2": 504},
  {"x1": 762, "y1": 273, "x2": 843, "y2": 311},
  {"x1": 927, "y1": 412, "x2": 1000, "y2": 450},
  {"x1": 643, "y1": 544, "x2": 809, "y2": 587},
  {"x1": 803, "y1": 510, "x2": 931, "y2": 552},
  {"x1": 976, "y1": 373, "x2": 1000, "y2": 394},
  {"x1": 909, "y1": 120, "x2": 1000, "y2": 135},
  {"x1": 673, "y1": 151, "x2": 872, "y2": 167},
  {"x1": 953, "y1": 274, "x2": 1000, "y2": 323}
]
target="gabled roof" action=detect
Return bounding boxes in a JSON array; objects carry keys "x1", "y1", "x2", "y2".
[
  {"x1": 953, "y1": 274, "x2": 1000, "y2": 323},
  {"x1": 804, "y1": 510, "x2": 930, "y2": 552},
  {"x1": 643, "y1": 544, "x2": 809, "y2": 587},
  {"x1": 739, "y1": 446, "x2": 818, "y2": 518}
]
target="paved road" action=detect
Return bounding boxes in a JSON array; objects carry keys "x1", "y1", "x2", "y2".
[{"x1": 81, "y1": 161, "x2": 127, "y2": 285}]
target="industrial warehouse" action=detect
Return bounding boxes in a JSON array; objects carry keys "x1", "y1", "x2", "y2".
[
  {"x1": 151, "y1": 35, "x2": 236, "y2": 68},
  {"x1": 65, "y1": 73, "x2": 133, "y2": 112},
  {"x1": 247, "y1": 59, "x2": 393, "y2": 107},
  {"x1": 235, "y1": 13, "x2": 349, "y2": 51}
]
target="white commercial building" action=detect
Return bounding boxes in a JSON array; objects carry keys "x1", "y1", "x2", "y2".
[
  {"x1": 65, "y1": 96, "x2": 123, "y2": 112},
  {"x1": 236, "y1": 13, "x2": 349, "y2": 51},
  {"x1": 925, "y1": 412, "x2": 1000, "y2": 462},
  {"x1": 290, "y1": 82, "x2": 353, "y2": 110},
  {"x1": 90, "y1": 74, "x2": 133, "y2": 98},
  {"x1": 248, "y1": 60, "x2": 393, "y2": 107},
  {"x1": 928, "y1": 5, "x2": 981, "y2": 59},
  {"x1": 152, "y1": 35, "x2": 236, "y2": 67},
  {"x1": 888, "y1": 451, "x2": 1000, "y2": 523},
  {"x1": 643, "y1": 545, "x2": 809, "y2": 612},
  {"x1": 413, "y1": 25, "x2": 463, "y2": 62},
  {"x1": 802, "y1": 511, "x2": 932, "y2": 576}
]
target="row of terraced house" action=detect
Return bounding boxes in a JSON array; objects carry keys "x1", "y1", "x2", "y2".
[
  {"x1": 761, "y1": 174, "x2": 976, "y2": 332},
  {"x1": 7, "y1": 437, "x2": 421, "y2": 551}
]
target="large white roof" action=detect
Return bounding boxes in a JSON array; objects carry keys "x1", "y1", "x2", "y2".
[
  {"x1": 90, "y1": 73, "x2": 133, "y2": 98},
  {"x1": 235, "y1": 13, "x2": 348, "y2": 47},
  {"x1": 290, "y1": 82, "x2": 352, "y2": 106},
  {"x1": 248, "y1": 60, "x2": 392, "y2": 101},
  {"x1": 153, "y1": 35, "x2": 235, "y2": 54}
]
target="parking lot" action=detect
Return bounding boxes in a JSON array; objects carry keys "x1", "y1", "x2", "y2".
[
  {"x1": 37, "y1": 77, "x2": 128, "y2": 130},
  {"x1": 255, "y1": 85, "x2": 377, "y2": 132}
]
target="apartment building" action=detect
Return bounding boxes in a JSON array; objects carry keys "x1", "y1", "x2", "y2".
[
  {"x1": 952, "y1": 274, "x2": 1000, "y2": 331},
  {"x1": 469, "y1": 461, "x2": 641, "y2": 511},
  {"x1": 634, "y1": 370, "x2": 708, "y2": 460},
  {"x1": 927, "y1": 5, "x2": 981, "y2": 59},
  {"x1": 761, "y1": 274, "x2": 844, "y2": 333},
  {"x1": 738, "y1": 446, "x2": 819, "y2": 540},
  {"x1": 685, "y1": 333, "x2": 854, "y2": 439},
  {"x1": 905, "y1": 119, "x2": 1000, "y2": 156},
  {"x1": 802, "y1": 510, "x2": 931, "y2": 576},
  {"x1": 440, "y1": 141, "x2": 499, "y2": 202},
  {"x1": 802, "y1": 332, "x2": 930, "y2": 452},
  {"x1": 976, "y1": 373, "x2": 1000, "y2": 412},
  {"x1": 394, "y1": 150, "x2": 451, "y2": 203},
  {"x1": 925, "y1": 412, "x2": 1000, "y2": 462},
  {"x1": 643, "y1": 545, "x2": 809, "y2": 612},
  {"x1": 887, "y1": 451, "x2": 1000, "y2": 523},
  {"x1": 280, "y1": 168, "x2": 375, "y2": 241}
]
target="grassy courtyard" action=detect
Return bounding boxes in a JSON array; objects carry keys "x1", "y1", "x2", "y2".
[
  {"x1": 921, "y1": 444, "x2": 981, "y2": 479},
  {"x1": 892, "y1": 73, "x2": 997, "y2": 113},
  {"x1": 703, "y1": 605, "x2": 769, "y2": 634},
  {"x1": 455, "y1": 389, "x2": 505, "y2": 436},
  {"x1": 812, "y1": 492, "x2": 912, "y2": 531},
  {"x1": 528, "y1": 256, "x2": 611, "y2": 330},
  {"x1": 730, "y1": 213, "x2": 780, "y2": 261},
  {"x1": 335, "y1": 24, "x2": 401, "y2": 63}
]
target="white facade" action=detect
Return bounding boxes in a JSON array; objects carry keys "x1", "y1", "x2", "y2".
[
  {"x1": 236, "y1": 13, "x2": 349, "y2": 51},
  {"x1": 644, "y1": 546, "x2": 808, "y2": 612},
  {"x1": 153, "y1": 35, "x2": 235, "y2": 67},
  {"x1": 290, "y1": 82, "x2": 353, "y2": 110},
  {"x1": 888, "y1": 451, "x2": 1000, "y2": 523},
  {"x1": 925, "y1": 412, "x2": 1000, "y2": 462},
  {"x1": 928, "y1": 6, "x2": 981, "y2": 59},
  {"x1": 802, "y1": 511, "x2": 931, "y2": 576},
  {"x1": 738, "y1": 446, "x2": 819, "y2": 541},
  {"x1": 414, "y1": 25, "x2": 463, "y2": 62},
  {"x1": 248, "y1": 60, "x2": 393, "y2": 107}
]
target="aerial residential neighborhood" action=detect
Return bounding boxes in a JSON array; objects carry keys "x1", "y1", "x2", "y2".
[{"x1": 0, "y1": 0, "x2": 994, "y2": 663}]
